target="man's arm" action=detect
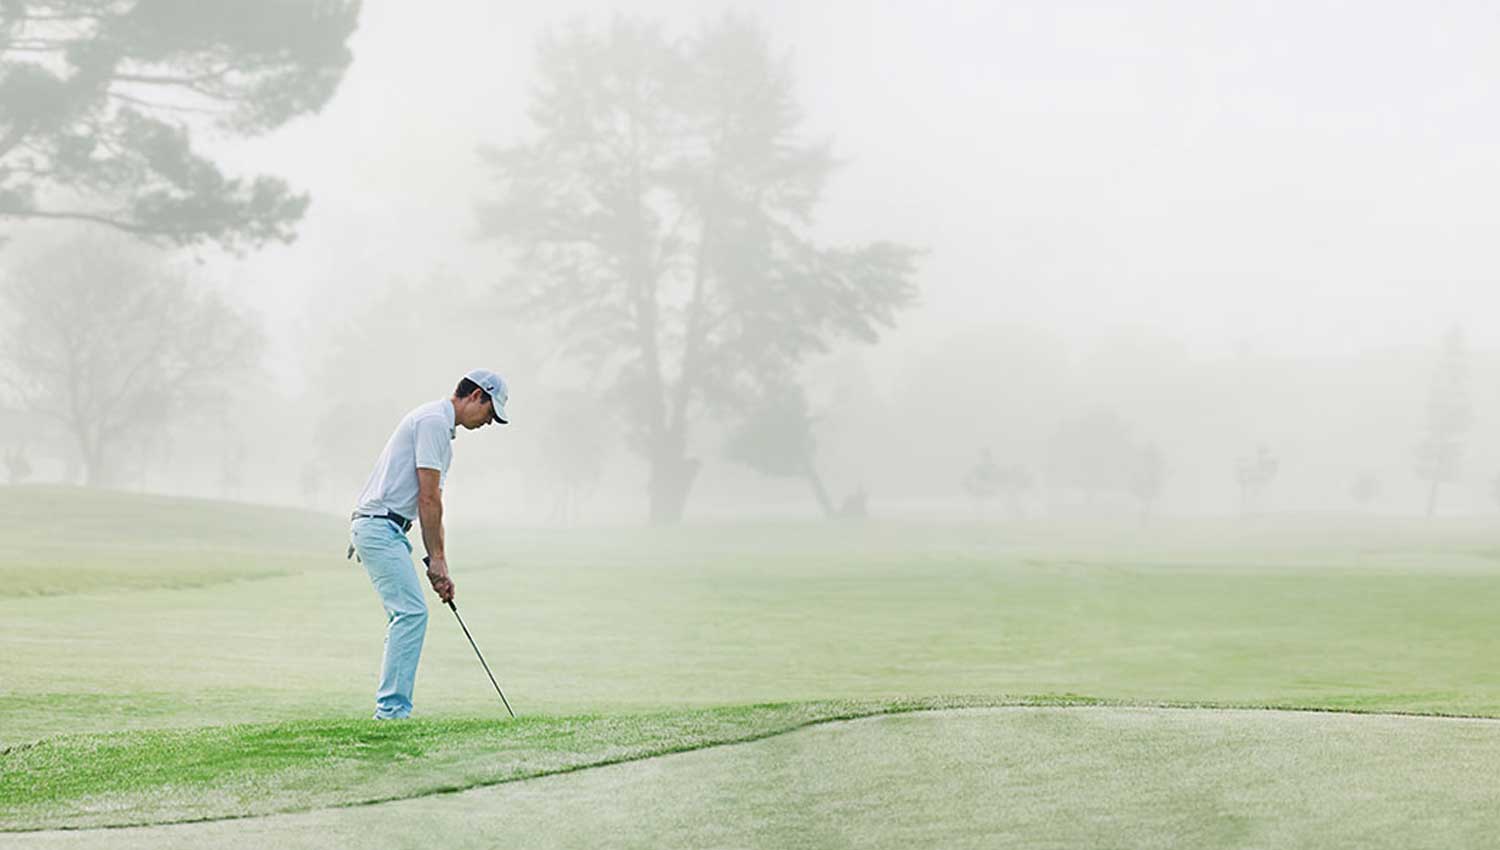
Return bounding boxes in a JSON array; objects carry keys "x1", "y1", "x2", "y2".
[{"x1": 417, "y1": 468, "x2": 453, "y2": 603}]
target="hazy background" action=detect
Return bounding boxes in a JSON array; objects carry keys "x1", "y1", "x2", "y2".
[{"x1": 3, "y1": 0, "x2": 1498, "y2": 525}]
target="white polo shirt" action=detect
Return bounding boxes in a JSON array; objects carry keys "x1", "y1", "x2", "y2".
[{"x1": 353, "y1": 398, "x2": 455, "y2": 521}]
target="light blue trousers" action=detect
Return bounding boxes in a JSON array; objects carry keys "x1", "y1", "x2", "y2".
[{"x1": 351, "y1": 517, "x2": 428, "y2": 719}]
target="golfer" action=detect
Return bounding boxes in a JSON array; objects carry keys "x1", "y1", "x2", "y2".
[{"x1": 348, "y1": 369, "x2": 509, "y2": 719}]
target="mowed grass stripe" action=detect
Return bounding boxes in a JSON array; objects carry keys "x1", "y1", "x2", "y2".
[{"x1": 8, "y1": 696, "x2": 1500, "y2": 832}]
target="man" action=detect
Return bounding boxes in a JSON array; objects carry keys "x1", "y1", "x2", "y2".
[{"x1": 349, "y1": 368, "x2": 509, "y2": 719}]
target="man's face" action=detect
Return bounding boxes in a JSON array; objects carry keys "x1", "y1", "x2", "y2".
[{"x1": 457, "y1": 389, "x2": 496, "y2": 430}]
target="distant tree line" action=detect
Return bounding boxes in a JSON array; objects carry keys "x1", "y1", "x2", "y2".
[{"x1": 955, "y1": 323, "x2": 1489, "y2": 522}]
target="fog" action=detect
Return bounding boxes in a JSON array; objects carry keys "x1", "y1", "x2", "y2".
[{"x1": 3, "y1": 0, "x2": 1499, "y2": 525}]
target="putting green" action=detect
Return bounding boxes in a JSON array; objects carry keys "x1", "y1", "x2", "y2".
[{"x1": 10, "y1": 706, "x2": 1500, "y2": 850}]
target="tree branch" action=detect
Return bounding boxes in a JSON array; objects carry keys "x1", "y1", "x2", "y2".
[
  {"x1": 0, "y1": 207, "x2": 177, "y2": 236},
  {"x1": 106, "y1": 89, "x2": 229, "y2": 116},
  {"x1": 114, "y1": 66, "x2": 235, "y2": 88}
]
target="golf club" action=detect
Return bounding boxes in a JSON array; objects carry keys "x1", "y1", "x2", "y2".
[{"x1": 425, "y1": 556, "x2": 515, "y2": 718}]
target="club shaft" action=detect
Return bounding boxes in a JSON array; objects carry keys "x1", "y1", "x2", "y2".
[
  {"x1": 424, "y1": 556, "x2": 515, "y2": 717},
  {"x1": 447, "y1": 601, "x2": 515, "y2": 718}
]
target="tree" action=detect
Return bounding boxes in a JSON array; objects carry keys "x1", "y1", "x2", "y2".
[
  {"x1": 1415, "y1": 326, "x2": 1472, "y2": 518},
  {"x1": 963, "y1": 449, "x2": 1033, "y2": 520},
  {"x1": 962, "y1": 449, "x2": 1000, "y2": 513},
  {"x1": 837, "y1": 483, "x2": 868, "y2": 519},
  {"x1": 1351, "y1": 472, "x2": 1380, "y2": 511},
  {"x1": 1128, "y1": 442, "x2": 1165, "y2": 525},
  {"x1": 1047, "y1": 409, "x2": 1165, "y2": 520},
  {"x1": 0, "y1": 1, "x2": 359, "y2": 249},
  {"x1": 477, "y1": 16, "x2": 920, "y2": 524},
  {"x1": 1235, "y1": 444, "x2": 1278, "y2": 516},
  {"x1": 0, "y1": 235, "x2": 262, "y2": 484},
  {"x1": 994, "y1": 466, "x2": 1033, "y2": 520},
  {"x1": 218, "y1": 437, "x2": 246, "y2": 500},
  {"x1": 4, "y1": 446, "x2": 30, "y2": 483},
  {"x1": 723, "y1": 383, "x2": 838, "y2": 517},
  {"x1": 1047, "y1": 408, "x2": 1139, "y2": 504}
]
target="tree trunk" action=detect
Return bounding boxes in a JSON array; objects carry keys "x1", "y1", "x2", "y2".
[
  {"x1": 647, "y1": 450, "x2": 700, "y2": 525},
  {"x1": 75, "y1": 423, "x2": 110, "y2": 488},
  {"x1": 649, "y1": 189, "x2": 718, "y2": 527},
  {"x1": 82, "y1": 447, "x2": 108, "y2": 488},
  {"x1": 803, "y1": 462, "x2": 836, "y2": 519},
  {"x1": 1426, "y1": 477, "x2": 1440, "y2": 518}
]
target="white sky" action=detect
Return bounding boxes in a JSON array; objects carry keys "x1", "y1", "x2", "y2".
[{"x1": 212, "y1": 0, "x2": 1500, "y2": 391}]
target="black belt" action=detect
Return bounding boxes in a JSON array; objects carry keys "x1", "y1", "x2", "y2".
[{"x1": 351, "y1": 511, "x2": 413, "y2": 533}]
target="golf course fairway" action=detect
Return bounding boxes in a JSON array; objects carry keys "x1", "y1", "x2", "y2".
[{"x1": 5, "y1": 485, "x2": 1500, "y2": 847}]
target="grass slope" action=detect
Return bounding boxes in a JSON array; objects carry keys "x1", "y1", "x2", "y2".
[
  {"x1": 0, "y1": 697, "x2": 1075, "y2": 830},
  {"x1": 5, "y1": 695, "x2": 1498, "y2": 832},
  {"x1": 0, "y1": 486, "x2": 343, "y2": 597},
  {"x1": 13, "y1": 706, "x2": 1500, "y2": 850}
]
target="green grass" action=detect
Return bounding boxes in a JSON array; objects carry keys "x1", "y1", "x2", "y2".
[
  {"x1": 9, "y1": 515, "x2": 1500, "y2": 743},
  {"x1": 12, "y1": 707, "x2": 1500, "y2": 849},
  {"x1": 5, "y1": 697, "x2": 1498, "y2": 834},
  {"x1": 0, "y1": 696, "x2": 1094, "y2": 830},
  {"x1": 5, "y1": 486, "x2": 1500, "y2": 844},
  {"x1": 0, "y1": 486, "x2": 341, "y2": 597},
  {"x1": 311, "y1": 707, "x2": 1500, "y2": 850}
]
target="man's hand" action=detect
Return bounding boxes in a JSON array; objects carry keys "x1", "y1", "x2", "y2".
[{"x1": 424, "y1": 555, "x2": 455, "y2": 604}]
